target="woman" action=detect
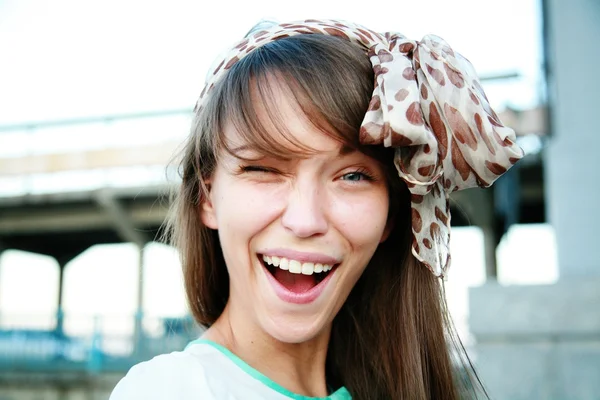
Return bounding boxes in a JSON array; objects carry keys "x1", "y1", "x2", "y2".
[{"x1": 111, "y1": 20, "x2": 522, "y2": 399}]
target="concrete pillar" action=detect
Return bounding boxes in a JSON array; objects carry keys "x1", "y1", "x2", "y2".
[
  {"x1": 133, "y1": 244, "x2": 145, "y2": 357},
  {"x1": 451, "y1": 187, "x2": 500, "y2": 279},
  {"x1": 480, "y1": 200, "x2": 498, "y2": 280},
  {"x1": 543, "y1": 0, "x2": 600, "y2": 278},
  {"x1": 55, "y1": 260, "x2": 66, "y2": 335},
  {"x1": 469, "y1": 1, "x2": 600, "y2": 399}
]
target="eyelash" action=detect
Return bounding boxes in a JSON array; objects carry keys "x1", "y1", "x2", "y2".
[
  {"x1": 239, "y1": 165, "x2": 277, "y2": 174},
  {"x1": 341, "y1": 168, "x2": 375, "y2": 183},
  {"x1": 240, "y1": 165, "x2": 375, "y2": 182}
]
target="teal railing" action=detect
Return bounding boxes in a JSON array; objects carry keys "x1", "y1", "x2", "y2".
[{"x1": 0, "y1": 313, "x2": 201, "y2": 374}]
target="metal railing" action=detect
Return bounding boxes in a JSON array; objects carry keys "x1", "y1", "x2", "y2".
[{"x1": 0, "y1": 313, "x2": 202, "y2": 374}]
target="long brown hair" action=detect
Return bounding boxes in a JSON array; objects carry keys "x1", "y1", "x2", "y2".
[{"x1": 168, "y1": 34, "x2": 485, "y2": 399}]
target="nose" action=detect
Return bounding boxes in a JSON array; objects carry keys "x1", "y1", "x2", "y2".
[{"x1": 281, "y1": 179, "x2": 328, "y2": 238}]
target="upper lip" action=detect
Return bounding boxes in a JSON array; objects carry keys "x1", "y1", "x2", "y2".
[{"x1": 258, "y1": 248, "x2": 341, "y2": 265}]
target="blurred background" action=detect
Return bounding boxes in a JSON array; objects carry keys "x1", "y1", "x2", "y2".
[{"x1": 0, "y1": 0, "x2": 598, "y2": 399}]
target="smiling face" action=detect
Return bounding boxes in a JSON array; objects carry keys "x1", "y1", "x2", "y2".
[{"x1": 200, "y1": 76, "x2": 391, "y2": 344}]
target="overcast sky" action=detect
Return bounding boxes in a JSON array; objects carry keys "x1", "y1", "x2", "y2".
[{"x1": 0, "y1": 0, "x2": 543, "y2": 126}]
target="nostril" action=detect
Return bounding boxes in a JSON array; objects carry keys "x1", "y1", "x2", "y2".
[
  {"x1": 280, "y1": 214, "x2": 328, "y2": 238},
  {"x1": 280, "y1": 190, "x2": 328, "y2": 238}
]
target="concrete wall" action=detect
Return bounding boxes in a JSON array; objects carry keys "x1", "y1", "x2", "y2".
[
  {"x1": 544, "y1": 0, "x2": 600, "y2": 277},
  {"x1": 470, "y1": 0, "x2": 600, "y2": 398},
  {"x1": 470, "y1": 281, "x2": 600, "y2": 399}
]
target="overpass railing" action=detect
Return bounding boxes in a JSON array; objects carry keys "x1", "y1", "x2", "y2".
[{"x1": 0, "y1": 312, "x2": 202, "y2": 374}]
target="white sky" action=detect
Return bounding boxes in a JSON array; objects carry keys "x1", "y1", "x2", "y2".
[
  {"x1": 0, "y1": 0, "x2": 554, "y2": 342},
  {"x1": 0, "y1": 0, "x2": 543, "y2": 125}
]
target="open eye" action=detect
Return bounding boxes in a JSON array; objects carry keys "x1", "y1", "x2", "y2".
[{"x1": 340, "y1": 169, "x2": 375, "y2": 182}]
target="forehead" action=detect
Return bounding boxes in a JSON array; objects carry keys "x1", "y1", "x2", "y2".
[{"x1": 222, "y1": 73, "x2": 348, "y2": 158}]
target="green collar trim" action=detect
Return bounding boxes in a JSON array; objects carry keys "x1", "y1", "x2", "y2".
[{"x1": 186, "y1": 338, "x2": 351, "y2": 400}]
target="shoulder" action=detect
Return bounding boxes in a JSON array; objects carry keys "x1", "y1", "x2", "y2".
[{"x1": 110, "y1": 348, "x2": 212, "y2": 400}]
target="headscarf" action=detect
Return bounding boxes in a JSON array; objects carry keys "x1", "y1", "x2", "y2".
[{"x1": 195, "y1": 19, "x2": 524, "y2": 277}]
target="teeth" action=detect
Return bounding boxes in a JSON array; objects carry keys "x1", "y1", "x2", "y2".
[
  {"x1": 289, "y1": 260, "x2": 302, "y2": 274},
  {"x1": 279, "y1": 258, "x2": 289, "y2": 271},
  {"x1": 301, "y1": 262, "x2": 314, "y2": 275},
  {"x1": 262, "y1": 256, "x2": 333, "y2": 275}
]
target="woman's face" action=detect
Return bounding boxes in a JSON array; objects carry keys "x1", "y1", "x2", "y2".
[{"x1": 201, "y1": 79, "x2": 391, "y2": 344}]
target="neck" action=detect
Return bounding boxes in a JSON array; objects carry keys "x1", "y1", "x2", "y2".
[{"x1": 203, "y1": 303, "x2": 331, "y2": 397}]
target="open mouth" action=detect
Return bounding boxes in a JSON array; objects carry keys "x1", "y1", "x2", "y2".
[{"x1": 259, "y1": 254, "x2": 338, "y2": 294}]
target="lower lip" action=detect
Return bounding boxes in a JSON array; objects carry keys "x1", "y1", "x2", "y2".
[{"x1": 261, "y1": 260, "x2": 338, "y2": 305}]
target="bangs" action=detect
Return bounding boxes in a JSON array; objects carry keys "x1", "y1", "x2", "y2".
[
  {"x1": 222, "y1": 70, "x2": 343, "y2": 161},
  {"x1": 208, "y1": 34, "x2": 376, "y2": 162}
]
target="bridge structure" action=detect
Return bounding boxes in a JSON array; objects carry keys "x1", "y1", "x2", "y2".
[
  {"x1": 0, "y1": 105, "x2": 546, "y2": 397},
  {"x1": 0, "y1": 110, "x2": 203, "y2": 397}
]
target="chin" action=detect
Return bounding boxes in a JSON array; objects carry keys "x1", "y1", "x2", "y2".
[{"x1": 262, "y1": 313, "x2": 331, "y2": 344}]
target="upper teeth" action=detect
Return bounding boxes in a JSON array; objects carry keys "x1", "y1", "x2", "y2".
[{"x1": 262, "y1": 255, "x2": 333, "y2": 275}]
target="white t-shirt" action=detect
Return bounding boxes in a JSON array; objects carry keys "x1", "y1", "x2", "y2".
[{"x1": 110, "y1": 339, "x2": 352, "y2": 400}]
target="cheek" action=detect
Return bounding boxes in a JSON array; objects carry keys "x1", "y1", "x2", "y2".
[
  {"x1": 330, "y1": 191, "x2": 389, "y2": 247},
  {"x1": 214, "y1": 180, "x2": 287, "y2": 238}
]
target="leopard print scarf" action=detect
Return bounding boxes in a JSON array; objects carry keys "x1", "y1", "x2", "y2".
[{"x1": 196, "y1": 19, "x2": 524, "y2": 277}]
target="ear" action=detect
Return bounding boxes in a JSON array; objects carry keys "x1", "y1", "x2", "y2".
[
  {"x1": 200, "y1": 180, "x2": 218, "y2": 229},
  {"x1": 380, "y1": 221, "x2": 393, "y2": 243},
  {"x1": 379, "y1": 211, "x2": 396, "y2": 243}
]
